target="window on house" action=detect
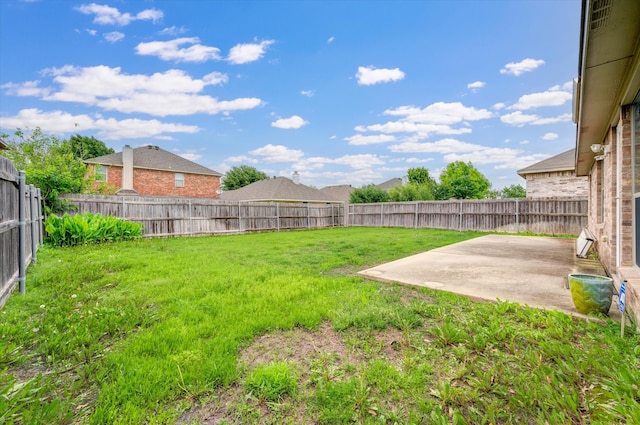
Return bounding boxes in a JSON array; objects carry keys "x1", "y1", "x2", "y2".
[
  {"x1": 175, "y1": 173, "x2": 184, "y2": 188},
  {"x1": 95, "y1": 164, "x2": 107, "y2": 182}
]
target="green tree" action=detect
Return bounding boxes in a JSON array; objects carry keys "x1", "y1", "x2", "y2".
[
  {"x1": 436, "y1": 161, "x2": 491, "y2": 200},
  {"x1": 389, "y1": 183, "x2": 435, "y2": 201},
  {"x1": 349, "y1": 184, "x2": 390, "y2": 203},
  {"x1": 500, "y1": 184, "x2": 526, "y2": 198},
  {"x1": 62, "y1": 134, "x2": 114, "y2": 160},
  {"x1": 407, "y1": 167, "x2": 436, "y2": 186},
  {"x1": 2, "y1": 128, "x2": 86, "y2": 212},
  {"x1": 222, "y1": 165, "x2": 269, "y2": 191}
]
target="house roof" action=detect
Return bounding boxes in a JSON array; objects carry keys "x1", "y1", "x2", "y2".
[
  {"x1": 575, "y1": 0, "x2": 640, "y2": 176},
  {"x1": 0, "y1": 139, "x2": 7, "y2": 150},
  {"x1": 517, "y1": 149, "x2": 576, "y2": 177},
  {"x1": 219, "y1": 177, "x2": 342, "y2": 203},
  {"x1": 319, "y1": 184, "x2": 354, "y2": 202},
  {"x1": 85, "y1": 145, "x2": 222, "y2": 176},
  {"x1": 377, "y1": 178, "x2": 403, "y2": 191}
]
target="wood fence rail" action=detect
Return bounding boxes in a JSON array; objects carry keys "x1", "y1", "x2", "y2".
[
  {"x1": 0, "y1": 156, "x2": 44, "y2": 307},
  {"x1": 62, "y1": 194, "x2": 587, "y2": 238},
  {"x1": 347, "y1": 198, "x2": 588, "y2": 235},
  {"x1": 62, "y1": 194, "x2": 344, "y2": 237}
]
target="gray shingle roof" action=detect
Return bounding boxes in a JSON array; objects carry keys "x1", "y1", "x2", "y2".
[
  {"x1": 517, "y1": 149, "x2": 575, "y2": 177},
  {"x1": 219, "y1": 177, "x2": 342, "y2": 203},
  {"x1": 377, "y1": 177, "x2": 403, "y2": 191},
  {"x1": 85, "y1": 145, "x2": 222, "y2": 176},
  {"x1": 319, "y1": 185, "x2": 354, "y2": 202}
]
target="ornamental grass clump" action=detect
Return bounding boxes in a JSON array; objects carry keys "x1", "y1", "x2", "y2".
[{"x1": 44, "y1": 212, "x2": 142, "y2": 247}]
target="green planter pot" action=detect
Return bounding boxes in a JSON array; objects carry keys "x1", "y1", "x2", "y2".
[{"x1": 568, "y1": 273, "x2": 613, "y2": 315}]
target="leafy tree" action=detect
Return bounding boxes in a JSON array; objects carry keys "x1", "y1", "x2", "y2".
[
  {"x1": 349, "y1": 184, "x2": 390, "y2": 203},
  {"x1": 389, "y1": 183, "x2": 435, "y2": 201},
  {"x1": 500, "y1": 184, "x2": 526, "y2": 198},
  {"x1": 1, "y1": 128, "x2": 86, "y2": 213},
  {"x1": 436, "y1": 161, "x2": 491, "y2": 200},
  {"x1": 62, "y1": 134, "x2": 114, "y2": 160},
  {"x1": 222, "y1": 165, "x2": 269, "y2": 191},
  {"x1": 407, "y1": 167, "x2": 436, "y2": 186}
]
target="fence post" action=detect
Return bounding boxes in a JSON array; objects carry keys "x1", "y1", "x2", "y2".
[
  {"x1": 189, "y1": 199, "x2": 193, "y2": 237},
  {"x1": 307, "y1": 203, "x2": 311, "y2": 229},
  {"x1": 18, "y1": 171, "x2": 26, "y2": 295},
  {"x1": 515, "y1": 198, "x2": 519, "y2": 233},
  {"x1": 238, "y1": 202, "x2": 242, "y2": 232},
  {"x1": 122, "y1": 198, "x2": 126, "y2": 219},
  {"x1": 380, "y1": 203, "x2": 384, "y2": 227},
  {"x1": 459, "y1": 200, "x2": 463, "y2": 232},
  {"x1": 36, "y1": 188, "x2": 43, "y2": 245},
  {"x1": 276, "y1": 203, "x2": 280, "y2": 231},
  {"x1": 29, "y1": 185, "x2": 37, "y2": 264},
  {"x1": 414, "y1": 202, "x2": 419, "y2": 229}
]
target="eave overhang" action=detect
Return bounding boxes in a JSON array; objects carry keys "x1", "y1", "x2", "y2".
[{"x1": 575, "y1": 0, "x2": 640, "y2": 176}]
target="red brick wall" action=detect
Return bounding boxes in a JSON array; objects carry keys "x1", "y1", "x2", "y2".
[
  {"x1": 87, "y1": 165, "x2": 220, "y2": 198},
  {"x1": 132, "y1": 168, "x2": 220, "y2": 198}
]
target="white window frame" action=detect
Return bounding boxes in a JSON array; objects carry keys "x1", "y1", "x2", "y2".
[{"x1": 175, "y1": 172, "x2": 185, "y2": 188}]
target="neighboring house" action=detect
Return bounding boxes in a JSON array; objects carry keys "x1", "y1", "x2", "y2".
[
  {"x1": 320, "y1": 184, "x2": 355, "y2": 203},
  {"x1": 574, "y1": 0, "x2": 640, "y2": 325},
  {"x1": 376, "y1": 178, "x2": 404, "y2": 191},
  {"x1": 219, "y1": 176, "x2": 342, "y2": 203},
  {"x1": 0, "y1": 139, "x2": 7, "y2": 150},
  {"x1": 517, "y1": 149, "x2": 588, "y2": 198},
  {"x1": 85, "y1": 145, "x2": 222, "y2": 198}
]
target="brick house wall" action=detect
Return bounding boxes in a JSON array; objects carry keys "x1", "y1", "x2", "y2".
[
  {"x1": 89, "y1": 165, "x2": 220, "y2": 198},
  {"x1": 587, "y1": 104, "x2": 639, "y2": 327},
  {"x1": 524, "y1": 171, "x2": 589, "y2": 198}
]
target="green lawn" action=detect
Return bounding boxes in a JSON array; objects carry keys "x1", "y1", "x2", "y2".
[{"x1": 1, "y1": 227, "x2": 638, "y2": 424}]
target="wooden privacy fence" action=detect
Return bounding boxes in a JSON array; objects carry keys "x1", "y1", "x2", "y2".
[
  {"x1": 0, "y1": 156, "x2": 44, "y2": 307},
  {"x1": 62, "y1": 194, "x2": 345, "y2": 237},
  {"x1": 63, "y1": 194, "x2": 587, "y2": 237},
  {"x1": 347, "y1": 198, "x2": 588, "y2": 235}
]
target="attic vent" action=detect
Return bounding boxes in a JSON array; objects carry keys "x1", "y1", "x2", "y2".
[{"x1": 590, "y1": 0, "x2": 611, "y2": 31}]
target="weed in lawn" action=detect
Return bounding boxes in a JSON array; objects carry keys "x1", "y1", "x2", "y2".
[{"x1": 245, "y1": 362, "x2": 297, "y2": 402}]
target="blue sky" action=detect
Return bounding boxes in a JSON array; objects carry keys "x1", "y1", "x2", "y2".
[{"x1": 0, "y1": 0, "x2": 580, "y2": 190}]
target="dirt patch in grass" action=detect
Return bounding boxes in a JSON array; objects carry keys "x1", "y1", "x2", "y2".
[{"x1": 178, "y1": 321, "x2": 413, "y2": 424}]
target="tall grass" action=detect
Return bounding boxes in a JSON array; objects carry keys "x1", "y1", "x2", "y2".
[{"x1": 1, "y1": 227, "x2": 638, "y2": 424}]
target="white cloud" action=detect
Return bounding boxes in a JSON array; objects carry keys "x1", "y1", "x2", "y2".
[
  {"x1": 520, "y1": 140, "x2": 529, "y2": 145},
  {"x1": 271, "y1": 115, "x2": 308, "y2": 129},
  {"x1": 356, "y1": 66, "x2": 405, "y2": 86},
  {"x1": 327, "y1": 36, "x2": 335, "y2": 43},
  {"x1": 249, "y1": 144, "x2": 304, "y2": 162},
  {"x1": 86, "y1": 29, "x2": 97, "y2": 36},
  {"x1": 178, "y1": 151, "x2": 202, "y2": 161},
  {"x1": 301, "y1": 90, "x2": 314, "y2": 97},
  {"x1": 467, "y1": 81, "x2": 485, "y2": 91},
  {"x1": 306, "y1": 154, "x2": 385, "y2": 170},
  {"x1": 135, "y1": 37, "x2": 221, "y2": 62},
  {"x1": 383, "y1": 102, "x2": 493, "y2": 125},
  {"x1": 501, "y1": 111, "x2": 572, "y2": 126},
  {"x1": 225, "y1": 155, "x2": 258, "y2": 164},
  {"x1": 500, "y1": 58, "x2": 545, "y2": 76},
  {"x1": 104, "y1": 31, "x2": 124, "y2": 43},
  {"x1": 345, "y1": 134, "x2": 396, "y2": 145},
  {"x1": 493, "y1": 102, "x2": 506, "y2": 110},
  {"x1": 227, "y1": 40, "x2": 274, "y2": 64},
  {"x1": 389, "y1": 138, "x2": 485, "y2": 154},
  {"x1": 159, "y1": 26, "x2": 187, "y2": 36},
  {"x1": 75, "y1": 3, "x2": 163, "y2": 26},
  {"x1": 1, "y1": 81, "x2": 50, "y2": 97},
  {"x1": 542, "y1": 132, "x2": 558, "y2": 140},
  {"x1": 6, "y1": 66, "x2": 261, "y2": 117},
  {"x1": 509, "y1": 89, "x2": 572, "y2": 110},
  {"x1": 0, "y1": 108, "x2": 199, "y2": 140}
]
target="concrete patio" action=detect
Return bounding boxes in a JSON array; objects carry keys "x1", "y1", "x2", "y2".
[{"x1": 358, "y1": 234, "x2": 620, "y2": 320}]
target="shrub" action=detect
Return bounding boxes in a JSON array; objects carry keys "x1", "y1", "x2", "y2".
[{"x1": 44, "y1": 213, "x2": 143, "y2": 247}]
